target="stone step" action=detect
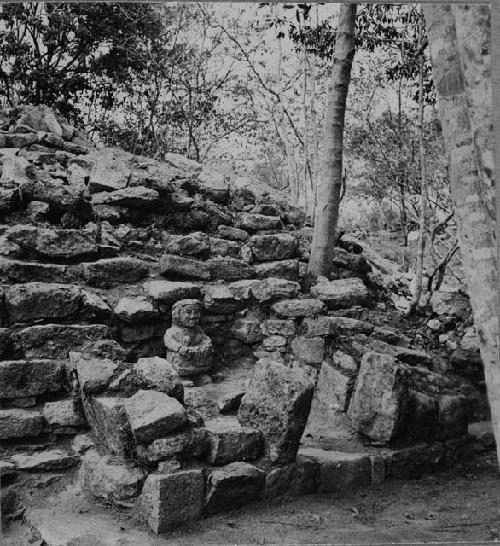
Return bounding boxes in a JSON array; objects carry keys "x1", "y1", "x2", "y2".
[
  {"x1": 0, "y1": 256, "x2": 152, "y2": 286},
  {"x1": 0, "y1": 359, "x2": 65, "y2": 400}
]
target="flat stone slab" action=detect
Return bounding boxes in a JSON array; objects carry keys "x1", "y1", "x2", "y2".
[
  {"x1": 12, "y1": 449, "x2": 78, "y2": 471},
  {"x1": 0, "y1": 359, "x2": 64, "y2": 398},
  {"x1": 311, "y1": 278, "x2": 371, "y2": 309},
  {"x1": 272, "y1": 298, "x2": 325, "y2": 318},
  {"x1": 143, "y1": 280, "x2": 201, "y2": 306},
  {"x1": 298, "y1": 448, "x2": 371, "y2": 493},
  {"x1": 204, "y1": 418, "x2": 264, "y2": 465},
  {"x1": 114, "y1": 296, "x2": 159, "y2": 323},
  {"x1": 83, "y1": 257, "x2": 149, "y2": 287},
  {"x1": 160, "y1": 253, "x2": 211, "y2": 280},
  {"x1": 5, "y1": 282, "x2": 81, "y2": 323},
  {"x1": 145, "y1": 428, "x2": 208, "y2": 463},
  {"x1": 123, "y1": 390, "x2": 187, "y2": 444},
  {"x1": 140, "y1": 470, "x2": 205, "y2": 533},
  {"x1": 0, "y1": 409, "x2": 44, "y2": 439},
  {"x1": 16, "y1": 323, "x2": 109, "y2": 359},
  {"x1": 204, "y1": 461, "x2": 265, "y2": 515}
]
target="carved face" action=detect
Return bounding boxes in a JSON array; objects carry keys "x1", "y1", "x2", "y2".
[{"x1": 172, "y1": 299, "x2": 201, "y2": 328}]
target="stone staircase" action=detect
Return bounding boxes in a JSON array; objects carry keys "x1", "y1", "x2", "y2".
[{"x1": 0, "y1": 104, "x2": 491, "y2": 536}]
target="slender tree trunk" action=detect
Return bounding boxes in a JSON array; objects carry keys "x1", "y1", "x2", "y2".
[
  {"x1": 308, "y1": 3, "x2": 357, "y2": 279},
  {"x1": 409, "y1": 7, "x2": 428, "y2": 314},
  {"x1": 424, "y1": 5, "x2": 499, "y2": 465}
]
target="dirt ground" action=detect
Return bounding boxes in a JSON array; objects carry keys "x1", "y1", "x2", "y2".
[{"x1": 3, "y1": 451, "x2": 500, "y2": 546}]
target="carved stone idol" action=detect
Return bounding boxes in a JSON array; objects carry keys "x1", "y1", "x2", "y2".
[{"x1": 164, "y1": 299, "x2": 213, "y2": 377}]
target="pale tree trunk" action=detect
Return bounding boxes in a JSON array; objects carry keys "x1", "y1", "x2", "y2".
[
  {"x1": 409, "y1": 7, "x2": 428, "y2": 314},
  {"x1": 308, "y1": 3, "x2": 357, "y2": 278},
  {"x1": 424, "y1": 5, "x2": 499, "y2": 465},
  {"x1": 275, "y1": 6, "x2": 297, "y2": 202}
]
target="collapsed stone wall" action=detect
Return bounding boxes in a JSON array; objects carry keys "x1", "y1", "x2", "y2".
[{"x1": 0, "y1": 105, "x2": 489, "y2": 532}]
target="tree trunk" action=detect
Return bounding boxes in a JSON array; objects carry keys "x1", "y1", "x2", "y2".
[
  {"x1": 409, "y1": 7, "x2": 428, "y2": 314},
  {"x1": 308, "y1": 3, "x2": 357, "y2": 279},
  {"x1": 424, "y1": 5, "x2": 499, "y2": 465}
]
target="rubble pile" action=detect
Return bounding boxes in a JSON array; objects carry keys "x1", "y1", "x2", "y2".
[{"x1": 0, "y1": 105, "x2": 489, "y2": 535}]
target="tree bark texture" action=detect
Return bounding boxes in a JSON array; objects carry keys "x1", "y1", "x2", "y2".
[
  {"x1": 424, "y1": 4, "x2": 499, "y2": 465},
  {"x1": 308, "y1": 3, "x2": 357, "y2": 278}
]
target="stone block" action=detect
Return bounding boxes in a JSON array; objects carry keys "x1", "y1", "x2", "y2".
[
  {"x1": 92, "y1": 186, "x2": 159, "y2": 208},
  {"x1": 70, "y1": 353, "x2": 119, "y2": 394},
  {"x1": 347, "y1": 352, "x2": 408, "y2": 443},
  {"x1": 140, "y1": 470, "x2": 205, "y2": 533},
  {"x1": 231, "y1": 318, "x2": 263, "y2": 344},
  {"x1": 114, "y1": 297, "x2": 158, "y2": 323},
  {"x1": 217, "y1": 224, "x2": 249, "y2": 241},
  {"x1": 16, "y1": 324, "x2": 109, "y2": 359},
  {"x1": 143, "y1": 280, "x2": 201, "y2": 306},
  {"x1": 311, "y1": 278, "x2": 371, "y2": 309},
  {"x1": 203, "y1": 285, "x2": 239, "y2": 314},
  {"x1": 234, "y1": 213, "x2": 281, "y2": 232},
  {"x1": 83, "y1": 396, "x2": 136, "y2": 458},
  {"x1": 264, "y1": 455, "x2": 317, "y2": 499},
  {"x1": 123, "y1": 390, "x2": 186, "y2": 444},
  {"x1": 407, "y1": 390, "x2": 438, "y2": 441},
  {"x1": 205, "y1": 256, "x2": 255, "y2": 281},
  {"x1": 370, "y1": 455, "x2": 386, "y2": 485},
  {"x1": 43, "y1": 400, "x2": 86, "y2": 430},
  {"x1": 218, "y1": 391, "x2": 245, "y2": 414},
  {"x1": 204, "y1": 418, "x2": 264, "y2": 465},
  {"x1": 5, "y1": 282, "x2": 81, "y2": 323},
  {"x1": 299, "y1": 448, "x2": 371, "y2": 493},
  {"x1": 261, "y1": 319, "x2": 295, "y2": 337},
  {"x1": 204, "y1": 462, "x2": 265, "y2": 515},
  {"x1": 438, "y1": 394, "x2": 469, "y2": 439},
  {"x1": 160, "y1": 254, "x2": 211, "y2": 280},
  {"x1": 164, "y1": 231, "x2": 210, "y2": 257},
  {"x1": 0, "y1": 409, "x2": 44, "y2": 439},
  {"x1": 249, "y1": 234, "x2": 297, "y2": 262},
  {"x1": 254, "y1": 259, "x2": 300, "y2": 281},
  {"x1": 12, "y1": 450, "x2": 78, "y2": 471},
  {"x1": 83, "y1": 257, "x2": 149, "y2": 286},
  {"x1": 316, "y1": 358, "x2": 355, "y2": 413},
  {"x1": 271, "y1": 298, "x2": 325, "y2": 318},
  {"x1": 133, "y1": 357, "x2": 183, "y2": 402},
  {"x1": 209, "y1": 237, "x2": 241, "y2": 258},
  {"x1": 78, "y1": 449, "x2": 145, "y2": 502},
  {"x1": 146, "y1": 428, "x2": 208, "y2": 463},
  {"x1": 290, "y1": 336, "x2": 325, "y2": 364},
  {"x1": 0, "y1": 359, "x2": 64, "y2": 399},
  {"x1": 5, "y1": 225, "x2": 98, "y2": 261},
  {"x1": 238, "y1": 359, "x2": 315, "y2": 464}
]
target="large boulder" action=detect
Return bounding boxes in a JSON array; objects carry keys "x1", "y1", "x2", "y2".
[
  {"x1": 347, "y1": 352, "x2": 408, "y2": 443},
  {"x1": 204, "y1": 462, "x2": 265, "y2": 515},
  {"x1": 113, "y1": 297, "x2": 158, "y2": 323},
  {"x1": 140, "y1": 470, "x2": 205, "y2": 534},
  {"x1": 249, "y1": 233, "x2": 297, "y2": 261},
  {"x1": 133, "y1": 357, "x2": 183, "y2": 401},
  {"x1": 15, "y1": 105, "x2": 63, "y2": 135},
  {"x1": 238, "y1": 359, "x2": 316, "y2": 464},
  {"x1": 431, "y1": 290, "x2": 472, "y2": 319},
  {"x1": 311, "y1": 278, "x2": 371, "y2": 309}
]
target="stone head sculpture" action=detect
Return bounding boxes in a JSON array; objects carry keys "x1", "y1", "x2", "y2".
[{"x1": 172, "y1": 299, "x2": 202, "y2": 329}]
